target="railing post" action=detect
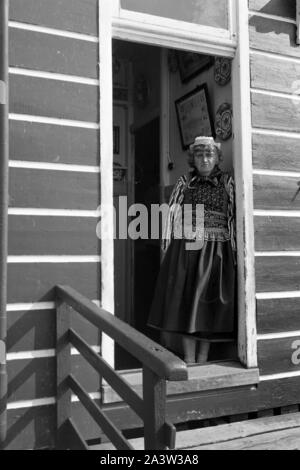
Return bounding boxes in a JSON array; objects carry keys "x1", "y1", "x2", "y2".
[
  {"x1": 56, "y1": 300, "x2": 72, "y2": 449},
  {"x1": 142, "y1": 367, "x2": 168, "y2": 450}
]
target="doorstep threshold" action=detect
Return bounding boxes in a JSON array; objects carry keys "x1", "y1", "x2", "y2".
[{"x1": 102, "y1": 361, "x2": 259, "y2": 404}]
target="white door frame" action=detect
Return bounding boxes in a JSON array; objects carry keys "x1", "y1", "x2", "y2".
[{"x1": 99, "y1": 0, "x2": 257, "y2": 369}]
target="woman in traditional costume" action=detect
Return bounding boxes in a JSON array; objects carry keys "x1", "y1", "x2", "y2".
[{"x1": 147, "y1": 136, "x2": 236, "y2": 364}]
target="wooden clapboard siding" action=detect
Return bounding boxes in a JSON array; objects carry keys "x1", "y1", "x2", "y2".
[
  {"x1": 6, "y1": 0, "x2": 101, "y2": 450},
  {"x1": 10, "y1": 75, "x2": 99, "y2": 122},
  {"x1": 6, "y1": 405, "x2": 56, "y2": 450},
  {"x1": 9, "y1": 169, "x2": 100, "y2": 209},
  {"x1": 7, "y1": 309, "x2": 99, "y2": 352},
  {"x1": 9, "y1": 121, "x2": 99, "y2": 166},
  {"x1": 9, "y1": 28, "x2": 98, "y2": 78},
  {"x1": 249, "y1": 2, "x2": 300, "y2": 373},
  {"x1": 7, "y1": 309, "x2": 56, "y2": 353},
  {"x1": 249, "y1": 0, "x2": 296, "y2": 19},
  {"x1": 7, "y1": 263, "x2": 100, "y2": 303},
  {"x1": 8, "y1": 216, "x2": 100, "y2": 255},
  {"x1": 7, "y1": 355, "x2": 100, "y2": 402},
  {"x1": 252, "y1": 92, "x2": 300, "y2": 133},
  {"x1": 258, "y1": 337, "x2": 300, "y2": 375},
  {"x1": 256, "y1": 257, "x2": 300, "y2": 292},
  {"x1": 9, "y1": 0, "x2": 98, "y2": 36},
  {"x1": 255, "y1": 217, "x2": 300, "y2": 251},
  {"x1": 251, "y1": 54, "x2": 300, "y2": 95},
  {"x1": 252, "y1": 134, "x2": 300, "y2": 172},
  {"x1": 257, "y1": 298, "x2": 300, "y2": 334},
  {"x1": 253, "y1": 174, "x2": 300, "y2": 211},
  {"x1": 249, "y1": 16, "x2": 300, "y2": 59}
]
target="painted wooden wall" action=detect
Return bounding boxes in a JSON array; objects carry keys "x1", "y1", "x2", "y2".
[
  {"x1": 249, "y1": 0, "x2": 300, "y2": 378},
  {"x1": 6, "y1": 0, "x2": 100, "y2": 449},
  {"x1": 6, "y1": 0, "x2": 300, "y2": 450}
]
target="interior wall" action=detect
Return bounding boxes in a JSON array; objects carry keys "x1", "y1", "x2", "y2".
[
  {"x1": 167, "y1": 54, "x2": 233, "y2": 186},
  {"x1": 113, "y1": 41, "x2": 233, "y2": 194},
  {"x1": 113, "y1": 40, "x2": 161, "y2": 130}
]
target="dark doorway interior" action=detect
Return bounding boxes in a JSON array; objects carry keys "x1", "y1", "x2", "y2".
[{"x1": 115, "y1": 118, "x2": 161, "y2": 370}]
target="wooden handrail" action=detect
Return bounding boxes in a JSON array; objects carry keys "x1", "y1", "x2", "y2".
[
  {"x1": 68, "y1": 374, "x2": 134, "y2": 451},
  {"x1": 56, "y1": 285, "x2": 187, "y2": 382},
  {"x1": 69, "y1": 328, "x2": 144, "y2": 419},
  {"x1": 56, "y1": 285, "x2": 188, "y2": 450}
]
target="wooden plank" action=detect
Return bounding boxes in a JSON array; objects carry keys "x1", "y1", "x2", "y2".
[
  {"x1": 8, "y1": 216, "x2": 100, "y2": 255},
  {"x1": 7, "y1": 354, "x2": 100, "y2": 402},
  {"x1": 9, "y1": 121, "x2": 99, "y2": 166},
  {"x1": 256, "y1": 256, "x2": 300, "y2": 292},
  {"x1": 9, "y1": 168, "x2": 100, "y2": 210},
  {"x1": 195, "y1": 427, "x2": 300, "y2": 450},
  {"x1": 252, "y1": 92, "x2": 300, "y2": 133},
  {"x1": 251, "y1": 53, "x2": 300, "y2": 95},
  {"x1": 101, "y1": 377, "x2": 300, "y2": 437},
  {"x1": 249, "y1": 0, "x2": 295, "y2": 19},
  {"x1": 258, "y1": 337, "x2": 300, "y2": 375},
  {"x1": 9, "y1": 0, "x2": 98, "y2": 36},
  {"x1": 9, "y1": 28, "x2": 98, "y2": 78},
  {"x1": 7, "y1": 308, "x2": 99, "y2": 352},
  {"x1": 9, "y1": 75, "x2": 99, "y2": 123},
  {"x1": 7, "y1": 263, "x2": 100, "y2": 303},
  {"x1": 175, "y1": 411, "x2": 300, "y2": 449},
  {"x1": 103, "y1": 363, "x2": 259, "y2": 404},
  {"x1": 253, "y1": 174, "x2": 300, "y2": 211},
  {"x1": 254, "y1": 216, "x2": 300, "y2": 251},
  {"x1": 257, "y1": 298, "x2": 300, "y2": 334},
  {"x1": 252, "y1": 133, "x2": 300, "y2": 173},
  {"x1": 249, "y1": 16, "x2": 300, "y2": 59}
]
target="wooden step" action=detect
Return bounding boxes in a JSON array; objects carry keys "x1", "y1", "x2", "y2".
[{"x1": 91, "y1": 412, "x2": 300, "y2": 450}]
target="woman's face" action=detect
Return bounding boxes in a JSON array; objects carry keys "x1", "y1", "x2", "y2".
[{"x1": 193, "y1": 145, "x2": 219, "y2": 176}]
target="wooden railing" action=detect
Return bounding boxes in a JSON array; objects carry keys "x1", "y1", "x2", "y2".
[{"x1": 56, "y1": 285, "x2": 188, "y2": 450}]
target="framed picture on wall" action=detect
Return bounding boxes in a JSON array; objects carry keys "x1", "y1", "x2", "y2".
[
  {"x1": 177, "y1": 51, "x2": 214, "y2": 83},
  {"x1": 175, "y1": 84, "x2": 215, "y2": 150}
]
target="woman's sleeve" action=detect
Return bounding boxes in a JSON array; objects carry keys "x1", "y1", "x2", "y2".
[
  {"x1": 224, "y1": 174, "x2": 237, "y2": 256},
  {"x1": 161, "y1": 175, "x2": 187, "y2": 253}
]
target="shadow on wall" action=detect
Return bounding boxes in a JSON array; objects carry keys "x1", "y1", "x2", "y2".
[
  {"x1": 5, "y1": 307, "x2": 101, "y2": 448},
  {"x1": 4, "y1": 405, "x2": 55, "y2": 449},
  {"x1": 250, "y1": 0, "x2": 295, "y2": 18},
  {"x1": 249, "y1": 0, "x2": 296, "y2": 39}
]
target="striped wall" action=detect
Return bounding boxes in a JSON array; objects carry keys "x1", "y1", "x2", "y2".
[
  {"x1": 6, "y1": 0, "x2": 101, "y2": 449},
  {"x1": 248, "y1": 0, "x2": 300, "y2": 380}
]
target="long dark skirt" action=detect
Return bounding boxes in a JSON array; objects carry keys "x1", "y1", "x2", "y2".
[{"x1": 147, "y1": 239, "x2": 236, "y2": 340}]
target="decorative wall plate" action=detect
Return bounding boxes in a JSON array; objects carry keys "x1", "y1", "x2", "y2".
[
  {"x1": 113, "y1": 162, "x2": 127, "y2": 182},
  {"x1": 215, "y1": 103, "x2": 232, "y2": 141},
  {"x1": 214, "y1": 57, "x2": 231, "y2": 86}
]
